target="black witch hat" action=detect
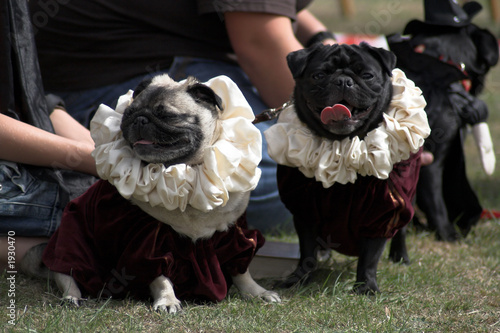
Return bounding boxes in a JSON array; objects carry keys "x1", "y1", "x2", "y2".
[{"x1": 404, "y1": 0, "x2": 483, "y2": 35}]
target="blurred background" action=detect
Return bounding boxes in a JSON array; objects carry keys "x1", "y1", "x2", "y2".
[
  {"x1": 310, "y1": 0, "x2": 500, "y2": 36},
  {"x1": 308, "y1": 0, "x2": 500, "y2": 212}
]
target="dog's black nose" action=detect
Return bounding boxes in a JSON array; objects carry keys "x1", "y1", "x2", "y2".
[
  {"x1": 335, "y1": 75, "x2": 354, "y2": 88},
  {"x1": 134, "y1": 116, "x2": 150, "y2": 126}
]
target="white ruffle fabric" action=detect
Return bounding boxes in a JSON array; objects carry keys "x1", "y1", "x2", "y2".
[
  {"x1": 90, "y1": 75, "x2": 262, "y2": 212},
  {"x1": 264, "y1": 69, "x2": 431, "y2": 188}
]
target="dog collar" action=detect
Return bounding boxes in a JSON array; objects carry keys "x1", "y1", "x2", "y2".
[
  {"x1": 90, "y1": 75, "x2": 262, "y2": 212},
  {"x1": 264, "y1": 69, "x2": 431, "y2": 188},
  {"x1": 414, "y1": 45, "x2": 472, "y2": 92}
]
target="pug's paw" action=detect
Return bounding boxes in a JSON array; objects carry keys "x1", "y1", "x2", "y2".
[
  {"x1": 60, "y1": 295, "x2": 82, "y2": 307},
  {"x1": 150, "y1": 275, "x2": 182, "y2": 314},
  {"x1": 258, "y1": 290, "x2": 281, "y2": 303},
  {"x1": 153, "y1": 297, "x2": 182, "y2": 314}
]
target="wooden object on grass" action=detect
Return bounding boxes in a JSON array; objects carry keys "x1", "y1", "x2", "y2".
[{"x1": 249, "y1": 241, "x2": 300, "y2": 279}]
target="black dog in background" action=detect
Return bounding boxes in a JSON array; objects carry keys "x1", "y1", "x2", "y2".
[{"x1": 388, "y1": 0, "x2": 498, "y2": 241}]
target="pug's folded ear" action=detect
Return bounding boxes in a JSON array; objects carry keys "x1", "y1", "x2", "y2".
[
  {"x1": 360, "y1": 42, "x2": 397, "y2": 77},
  {"x1": 187, "y1": 82, "x2": 224, "y2": 111},
  {"x1": 287, "y1": 43, "x2": 326, "y2": 79},
  {"x1": 467, "y1": 25, "x2": 499, "y2": 68},
  {"x1": 287, "y1": 48, "x2": 312, "y2": 79},
  {"x1": 132, "y1": 77, "x2": 153, "y2": 99}
]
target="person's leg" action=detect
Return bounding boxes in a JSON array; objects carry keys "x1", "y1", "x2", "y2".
[
  {"x1": 168, "y1": 57, "x2": 293, "y2": 233},
  {"x1": 0, "y1": 236, "x2": 48, "y2": 272},
  {"x1": 0, "y1": 162, "x2": 63, "y2": 272},
  {"x1": 0, "y1": 162, "x2": 63, "y2": 237}
]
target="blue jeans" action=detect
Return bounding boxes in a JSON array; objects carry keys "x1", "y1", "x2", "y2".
[
  {"x1": 0, "y1": 162, "x2": 62, "y2": 237},
  {"x1": 49, "y1": 58, "x2": 293, "y2": 233}
]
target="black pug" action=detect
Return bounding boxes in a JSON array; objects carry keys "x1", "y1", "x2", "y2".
[
  {"x1": 388, "y1": 0, "x2": 499, "y2": 241},
  {"x1": 265, "y1": 42, "x2": 430, "y2": 293}
]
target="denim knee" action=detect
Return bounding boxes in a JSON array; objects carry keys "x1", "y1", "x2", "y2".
[{"x1": 0, "y1": 162, "x2": 62, "y2": 237}]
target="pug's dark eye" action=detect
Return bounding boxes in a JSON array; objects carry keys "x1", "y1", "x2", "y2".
[
  {"x1": 312, "y1": 72, "x2": 326, "y2": 80},
  {"x1": 362, "y1": 73, "x2": 374, "y2": 80},
  {"x1": 153, "y1": 105, "x2": 179, "y2": 121}
]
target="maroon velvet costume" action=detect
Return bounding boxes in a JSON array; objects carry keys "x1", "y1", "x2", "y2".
[
  {"x1": 42, "y1": 180, "x2": 264, "y2": 302},
  {"x1": 277, "y1": 149, "x2": 422, "y2": 257}
]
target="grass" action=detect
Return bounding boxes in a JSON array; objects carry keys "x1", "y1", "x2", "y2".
[
  {"x1": 1, "y1": 221, "x2": 499, "y2": 332},
  {"x1": 2, "y1": 1, "x2": 500, "y2": 332}
]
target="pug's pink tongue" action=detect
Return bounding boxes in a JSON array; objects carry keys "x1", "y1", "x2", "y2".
[
  {"x1": 134, "y1": 140, "x2": 154, "y2": 145},
  {"x1": 321, "y1": 104, "x2": 352, "y2": 124}
]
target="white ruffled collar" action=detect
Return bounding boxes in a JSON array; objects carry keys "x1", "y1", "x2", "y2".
[
  {"x1": 264, "y1": 69, "x2": 431, "y2": 188},
  {"x1": 90, "y1": 75, "x2": 262, "y2": 212}
]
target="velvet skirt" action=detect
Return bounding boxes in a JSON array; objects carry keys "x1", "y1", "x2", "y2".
[
  {"x1": 43, "y1": 180, "x2": 264, "y2": 302},
  {"x1": 277, "y1": 149, "x2": 422, "y2": 257}
]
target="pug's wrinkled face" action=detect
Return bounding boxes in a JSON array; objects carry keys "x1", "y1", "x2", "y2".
[
  {"x1": 121, "y1": 75, "x2": 223, "y2": 166},
  {"x1": 287, "y1": 42, "x2": 396, "y2": 141}
]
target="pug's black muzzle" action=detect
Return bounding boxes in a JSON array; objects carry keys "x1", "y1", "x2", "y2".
[
  {"x1": 303, "y1": 74, "x2": 382, "y2": 138},
  {"x1": 121, "y1": 108, "x2": 204, "y2": 165}
]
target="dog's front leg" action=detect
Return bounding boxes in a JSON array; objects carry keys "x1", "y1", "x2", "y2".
[
  {"x1": 388, "y1": 226, "x2": 410, "y2": 264},
  {"x1": 417, "y1": 164, "x2": 459, "y2": 241},
  {"x1": 149, "y1": 275, "x2": 182, "y2": 314},
  {"x1": 354, "y1": 237, "x2": 387, "y2": 294},
  {"x1": 54, "y1": 272, "x2": 82, "y2": 306},
  {"x1": 277, "y1": 216, "x2": 319, "y2": 288},
  {"x1": 232, "y1": 270, "x2": 281, "y2": 302}
]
